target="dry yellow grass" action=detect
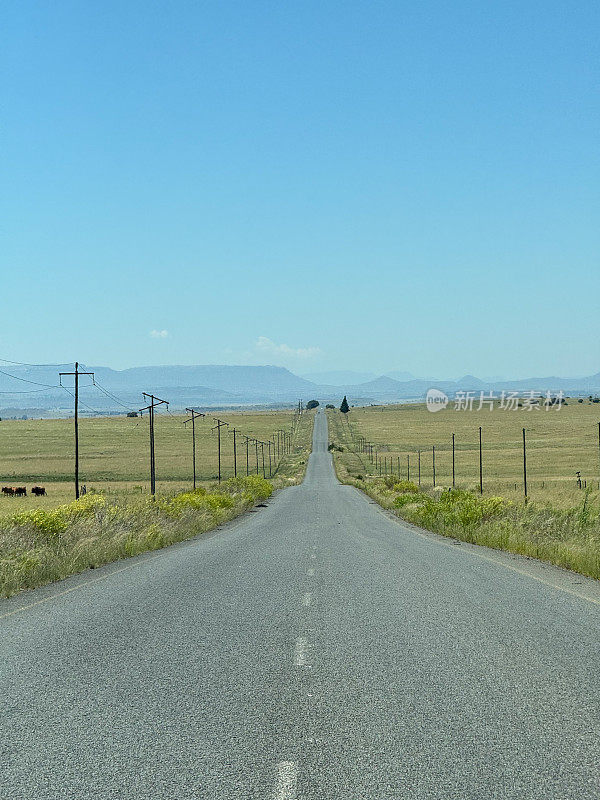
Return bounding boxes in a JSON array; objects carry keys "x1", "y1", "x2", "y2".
[
  {"x1": 0, "y1": 408, "x2": 313, "y2": 509},
  {"x1": 329, "y1": 401, "x2": 600, "y2": 508}
]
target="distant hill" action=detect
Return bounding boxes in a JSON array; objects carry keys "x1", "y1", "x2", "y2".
[
  {"x1": 301, "y1": 370, "x2": 377, "y2": 385},
  {"x1": 384, "y1": 370, "x2": 417, "y2": 382},
  {"x1": 0, "y1": 364, "x2": 318, "y2": 416},
  {"x1": 1, "y1": 362, "x2": 600, "y2": 416}
]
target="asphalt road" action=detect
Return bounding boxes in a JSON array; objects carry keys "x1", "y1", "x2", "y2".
[{"x1": 2, "y1": 409, "x2": 600, "y2": 799}]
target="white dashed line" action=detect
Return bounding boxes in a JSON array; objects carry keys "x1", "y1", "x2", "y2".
[
  {"x1": 294, "y1": 636, "x2": 309, "y2": 666},
  {"x1": 302, "y1": 592, "x2": 312, "y2": 607},
  {"x1": 275, "y1": 761, "x2": 298, "y2": 799},
  {"x1": 307, "y1": 568, "x2": 315, "y2": 576}
]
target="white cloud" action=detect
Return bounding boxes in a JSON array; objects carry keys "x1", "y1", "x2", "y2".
[
  {"x1": 150, "y1": 329, "x2": 169, "y2": 339},
  {"x1": 255, "y1": 336, "x2": 320, "y2": 359}
]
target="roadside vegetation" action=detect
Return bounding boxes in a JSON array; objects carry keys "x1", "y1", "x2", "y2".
[
  {"x1": 0, "y1": 410, "x2": 314, "y2": 598},
  {"x1": 0, "y1": 408, "x2": 311, "y2": 509},
  {"x1": 328, "y1": 406, "x2": 600, "y2": 581}
]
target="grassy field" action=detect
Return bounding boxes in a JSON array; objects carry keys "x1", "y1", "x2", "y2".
[
  {"x1": 330, "y1": 401, "x2": 600, "y2": 507},
  {"x1": 328, "y1": 404, "x2": 600, "y2": 581},
  {"x1": 0, "y1": 409, "x2": 314, "y2": 598},
  {"x1": 0, "y1": 408, "x2": 312, "y2": 510}
]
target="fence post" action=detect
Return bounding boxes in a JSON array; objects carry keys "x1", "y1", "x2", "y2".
[
  {"x1": 479, "y1": 426, "x2": 483, "y2": 494},
  {"x1": 522, "y1": 427, "x2": 528, "y2": 504},
  {"x1": 452, "y1": 433, "x2": 455, "y2": 488}
]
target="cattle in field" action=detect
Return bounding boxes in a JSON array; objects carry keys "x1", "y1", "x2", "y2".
[
  {"x1": 2, "y1": 487, "x2": 14, "y2": 496},
  {"x1": 14, "y1": 487, "x2": 27, "y2": 496},
  {"x1": 31, "y1": 486, "x2": 46, "y2": 496}
]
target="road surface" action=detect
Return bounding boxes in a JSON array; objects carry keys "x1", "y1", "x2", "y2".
[{"x1": 1, "y1": 410, "x2": 600, "y2": 799}]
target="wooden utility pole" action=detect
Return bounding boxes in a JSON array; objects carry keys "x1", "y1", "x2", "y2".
[
  {"x1": 212, "y1": 418, "x2": 228, "y2": 483},
  {"x1": 59, "y1": 362, "x2": 95, "y2": 499},
  {"x1": 184, "y1": 408, "x2": 205, "y2": 489},
  {"x1": 452, "y1": 433, "x2": 455, "y2": 488},
  {"x1": 418, "y1": 449, "x2": 421, "y2": 486},
  {"x1": 523, "y1": 428, "x2": 528, "y2": 503},
  {"x1": 479, "y1": 426, "x2": 483, "y2": 494},
  {"x1": 139, "y1": 393, "x2": 168, "y2": 496},
  {"x1": 242, "y1": 434, "x2": 251, "y2": 476},
  {"x1": 229, "y1": 427, "x2": 239, "y2": 477},
  {"x1": 432, "y1": 445, "x2": 436, "y2": 488}
]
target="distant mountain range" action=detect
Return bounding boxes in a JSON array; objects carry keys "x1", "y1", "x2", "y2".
[{"x1": 1, "y1": 362, "x2": 599, "y2": 417}]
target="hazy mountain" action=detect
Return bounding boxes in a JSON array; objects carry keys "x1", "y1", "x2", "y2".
[
  {"x1": 0, "y1": 364, "x2": 317, "y2": 415},
  {"x1": 301, "y1": 370, "x2": 377, "y2": 385},
  {"x1": 2, "y1": 362, "x2": 600, "y2": 417},
  {"x1": 384, "y1": 370, "x2": 417, "y2": 381},
  {"x1": 456, "y1": 375, "x2": 487, "y2": 389}
]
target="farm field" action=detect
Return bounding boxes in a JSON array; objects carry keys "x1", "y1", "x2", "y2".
[
  {"x1": 329, "y1": 401, "x2": 600, "y2": 508},
  {"x1": 0, "y1": 408, "x2": 313, "y2": 511}
]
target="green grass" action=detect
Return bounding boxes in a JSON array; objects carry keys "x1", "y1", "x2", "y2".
[
  {"x1": 0, "y1": 476, "x2": 275, "y2": 598},
  {"x1": 328, "y1": 405, "x2": 600, "y2": 581},
  {"x1": 0, "y1": 410, "x2": 315, "y2": 598},
  {"x1": 0, "y1": 408, "x2": 313, "y2": 509},
  {"x1": 329, "y1": 401, "x2": 600, "y2": 508}
]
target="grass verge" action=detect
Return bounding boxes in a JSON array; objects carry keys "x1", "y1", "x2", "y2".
[
  {"x1": 0, "y1": 476, "x2": 273, "y2": 598},
  {"x1": 328, "y1": 410, "x2": 600, "y2": 582},
  {"x1": 0, "y1": 411, "x2": 315, "y2": 599}
]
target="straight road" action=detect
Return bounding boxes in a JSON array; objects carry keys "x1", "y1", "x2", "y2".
[{"x1": 2, "y1": 410, "x2": 600, "y2": 799}]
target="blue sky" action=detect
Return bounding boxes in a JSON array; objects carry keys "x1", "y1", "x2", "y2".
[{"x1": 1, "y1": 1, "x2": 598, "y2": 379}]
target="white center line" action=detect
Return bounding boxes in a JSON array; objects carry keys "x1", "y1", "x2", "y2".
[
  {"x1": 294, "y1": 636, "x2": 309, "y2": 666},
  {"x1": 307, "y1": 568, "x2": 315, "y2": 576},
  {"x1": 275, "y1": 761, "x2": 298, "y2": 799},
  {"x1": 302, "y1": 592, "x2": 312, "y2": 607}
]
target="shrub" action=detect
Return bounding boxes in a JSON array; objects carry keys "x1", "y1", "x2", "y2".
[
  {"x1": 306, "y1": 400, "x2": 319, "y2": 410},
  {"x1": 392, "y1": 480, "x2": 420, "y2": 494},
  {"x1": 394, "y1": 493, "x2": 423, "y2": 508}
]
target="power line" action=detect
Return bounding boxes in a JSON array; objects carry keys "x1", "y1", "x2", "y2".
[
  {"x1": 60, "y1": 386, "x2": 103, "y2": 416},
  {"x1": 0, "y1": 356, "x2": 67, "y2": 367},
  {"x1": 0, "y1": 367, "x2": 58, "y2": 389},
  {"x1": 0, "y1": 387, "x2": 53, "y2": 395},
  {"x1": 92, "y1": 380, "x2": 137, "y2": 412}
]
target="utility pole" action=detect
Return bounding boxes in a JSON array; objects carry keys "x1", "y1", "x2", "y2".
[
  {"x1": 59, "y1": 362, "x2": 95, "y2": 500},
  {"x1": 139, "y1": 393, "x2": 169, "y2": 496},
  {"x1": 452, "y1": 433, "x2": 456, "y2": 488},
  {"x1": 479, "y1": 426, "x2": 483, "y2": 494},
  {"x1": 229, "y1": 427, "x2": 239, "y2": 477},
  {"x1": 523, "y1": 428, "x2": 528, "y2": 504},
  {"x1": 254, "y1": 438, "x2": 259, "y2": 474},
  {"x1": 267, "y1": 441, "x2": 272, "y2": 477},
  {"x1": 432, "y1": 445, "x2": 436, "y2": 488},
  {"x1": 212, "y1": 418, "x2": 228, "y2": 483},
  {"x1": 260, "y1": 441, "x2": 266, "y2": 478},
  {"x1": 242, "y1": 434, "x2": 251, "y2": 476},
  {"x1": 184, "y1": 408, "x2": 205, "y2": 489}
]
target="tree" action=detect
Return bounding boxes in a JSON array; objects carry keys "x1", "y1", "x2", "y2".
[
  {"x1": 340, "y1": 396, "x2": 349, "y2": 414},
  {"x1": 306, "y1": 400, "x2": 319, "y2": 410}
]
